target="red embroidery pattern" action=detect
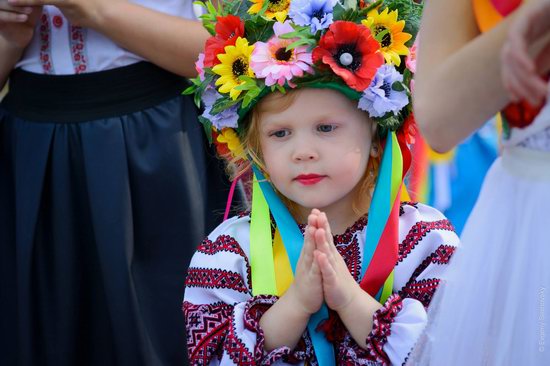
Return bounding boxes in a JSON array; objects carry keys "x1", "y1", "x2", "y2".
[
  {"x1": 400, "y1": 245, "x2": 455, "y2": 308},
  {"x1": 198, "y1": 235, "x2": 253, "y2": 290},
  {"x1": 400, "y1": 278, "x2": 441, "y2": 308},
  {"x1": 338, "y1": 333, "x2": 379, "y2": 365},
  {"x1": 409, "y1": 244, "x2": 456, "y2": 284},
  {"x1": 398, "y1": 220, "x2": 455, "y2": 262},
  {"x1": 52, "y1": 15, "x2": 63, "y2": 28},
  {"x1": 224, "y1": 316, "x2": 255, "y2": 365},
  {"x1": 186, "y1": 268, "x2": 249, "y2": 294},
  {"x1": 184, "y1": 301, "x2": 232, "y2": 364},
  {"x1": 365, "y1": 294, "x2": 403, "y2": 365},
  {"x1": 39, "y1": 12, "x2": 53, "y2": 74},
  {"x1": 70, "y1": 26, "x2": 87, "y2": 73},
  {"x1": 335, "y1": 236, "x2": 362, "y2": 281}
]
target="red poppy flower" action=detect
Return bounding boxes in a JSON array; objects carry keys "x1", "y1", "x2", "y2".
[
  {"x1": 312, "y1": 21, "x2": 383, "y2": 91},
  {"x1": 211, "y1": 130, "x2": 231, "y2": 158},
  {"x1": 400, "y1": 112, "x2": 417, "y2": 145},
  {"x1": 204, "y1": 15, "x2": 245, "y2": 68}
]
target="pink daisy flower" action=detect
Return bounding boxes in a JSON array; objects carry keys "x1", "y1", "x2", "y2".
[
  {"x1": 195, "y1": 52, "x2": 206, "y2": 81},
  {"x1": 250, "y1": 21, "x2": 314, "y2": 87},
  {"x1": 405, "y1": 38, "x2": 418, "y2": 74}
]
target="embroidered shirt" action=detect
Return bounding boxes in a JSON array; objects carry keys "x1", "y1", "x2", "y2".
[
  {"x1": 183, "y1": 202, "x2": 459, "y2": 366},
  {"x1": 16, "y1": 1, "x2": 197, "y2": 75}
]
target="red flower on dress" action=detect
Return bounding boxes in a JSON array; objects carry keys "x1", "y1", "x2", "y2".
[
  {"x1": 312, "y1": 21, "x2": 383, "y2": 91},
  {"x1": 204, "y1": 15, "x2": 245, "y2": 68}
]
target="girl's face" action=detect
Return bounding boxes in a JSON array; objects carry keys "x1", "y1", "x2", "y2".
[{"x1": 259, "y1": 88, "x2": 373, "y2": 219}]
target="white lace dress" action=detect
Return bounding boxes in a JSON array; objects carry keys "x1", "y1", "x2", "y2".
[{"x1": 407, "y1": 91, "x2": 550, "y2": 365}]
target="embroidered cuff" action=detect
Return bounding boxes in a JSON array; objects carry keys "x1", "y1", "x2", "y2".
[
  {"x1": 243, "y1": 295, "x2": 313, "y2": 365},
  {"x1": 365, "y1": 293, "x2": 404, "y2": 364}
]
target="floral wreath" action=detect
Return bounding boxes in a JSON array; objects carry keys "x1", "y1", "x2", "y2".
[{"x1": 185, "y1": 0, "x2": 421, "y2": 160}]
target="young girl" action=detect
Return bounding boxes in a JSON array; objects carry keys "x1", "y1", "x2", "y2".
[{"x1": 184, "y1": 1, "x2": 459, "y2": 364}]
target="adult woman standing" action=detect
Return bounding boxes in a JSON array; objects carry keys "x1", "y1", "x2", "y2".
[
  {"x1": 410, "y1": 0, "x2": 550, "y2": 364},
  {"x1": 0, "y1": 1, "x2": 225, "y2": 365}
]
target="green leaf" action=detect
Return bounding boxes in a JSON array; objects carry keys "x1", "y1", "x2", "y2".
[
  {"x1": 182, "y1": 84, "x2": 198, "y2": 95},
  {"x1": 377, "y1": 114, "x2": 403, "y2": 132},
  {"x1": 363, "y1": 0, "x2": 383, "y2": 14},
  {"x1": 198, "y1": 116, "x2": 214, "y2": 144},
  {"x1": 242, "y1": 87, "x2": 261, "y2": 108},
  {"x1": 286, "y1": 38, "x2": 317, "y2": 51},
  {"x1": 244, "y1": 16, "x2": 275, "y2": 43},
  {"x1": 274, "y1": 84, "x2": 286, "y2": 94},
  {"x1": 206, "y1": 0, "x2": 218, "y2": 16},
  {"x1": 392, "y1": 81, "x2": 405, "y2": 92},
  {"x1": 211, "y1": 96, "x2": 240, "y2": 114},
  {"x1": 225, "y1": 0, "x2": 252, "y2": 19},
  {"x1": 278, "y1": 26, "x2": 310, "y2": 40},
  {"x1": 374, "y1": 28, "x2": 390, "y2": 44},
  {"x1": 384, "y1": 0, "x2": 423, "y2": 46}
]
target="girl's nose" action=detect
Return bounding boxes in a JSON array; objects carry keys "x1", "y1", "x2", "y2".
[{"x1": 292, "y1": 148, "x2": 318, "y2": 162}]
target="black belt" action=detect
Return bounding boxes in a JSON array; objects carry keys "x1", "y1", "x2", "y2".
[{"x1": 2, "y1": 62, "x2": 189, "y2": 123}]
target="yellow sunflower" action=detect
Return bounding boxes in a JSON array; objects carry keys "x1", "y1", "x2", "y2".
[
  {"x1": 212, "y1": 37, "x2": 255, "y2": 100},
  {"x1": 362, "y1": 8, "x2": 412, "y2": 66},
  {"x1": 248, "y1": 0, "x2": 290, "y2": 23},
  {"x1": 217, "y1": 128, "x2": 244, "y2": 159}
]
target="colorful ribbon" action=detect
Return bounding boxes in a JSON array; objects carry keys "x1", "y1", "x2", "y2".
[
  {"x1": 250, "y1": 166, "x2": 335, "y2": 366},
  {"x1": 360, "y1": 132, "x2": 402, "y2": 302}
]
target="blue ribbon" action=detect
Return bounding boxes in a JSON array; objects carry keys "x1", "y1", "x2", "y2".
[
  {"x1": 252, "y1": 165, "x2": 335, "y2": 366},
  {"x1": 361, "y1": 133, "x2": 393, "y2": 280}
]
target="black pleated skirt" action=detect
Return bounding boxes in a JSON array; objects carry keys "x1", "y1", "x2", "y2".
[{"x1": 0, "y1": 63, "x2": 227, "y2": 366}]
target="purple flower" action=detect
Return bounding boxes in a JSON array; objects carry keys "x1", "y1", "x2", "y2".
[
  {"x1": 358, "y1": 65, "x2": 409, "y2": 118},
  {"x1": 201, "y1": 87, "x2": 239, "y2": 130},
  {"x1": 289, "y1": 0, "x2": 338, "y2": 33}
]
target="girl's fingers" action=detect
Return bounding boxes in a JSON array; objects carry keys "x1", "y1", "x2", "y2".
[
  {"x1": 0, "y1": 9, "x2": 27, "y2": 21},
  {"x1": 307, "y1": 212, "x2": 318, "y2": 230},
  {"x1": 318, "y1": 212, "x2": 339, "y2": 256},
  {"x1": 302, "y1": 225, "x2": 316, "y2": 265},
  {"x1": 310, "y1": 250, "x2": 321, "y2": 276},
  {"x1": 7, "y1": 0, "x2": 49, "y2": 6},
  {"x1": 315, "y1": 227, "x2": 340, "y2": 269},
  {"x1": 315, "y1": 250, "x2": 337, "y2": 286},
  {"x1": 0, "y1": 2, "x2": 32, "y2": 12}
]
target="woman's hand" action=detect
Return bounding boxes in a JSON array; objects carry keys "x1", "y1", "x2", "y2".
[
  {"x1": 501, "y1": 0, "x2": 550, "y2": 105},
  {"x1": 309, "y1": 209, "x2": 362, "y2": 312},
  {"x1": 0, "y1": 0, "x2": 41, "y2": 50},
  {"x1": 7, "y1": 0, "x2": 117, "y2": 29}
]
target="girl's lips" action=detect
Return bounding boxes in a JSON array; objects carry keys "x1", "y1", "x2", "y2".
[{"x1": 295, "y1": 174, "x2": 326, "y2": 185}]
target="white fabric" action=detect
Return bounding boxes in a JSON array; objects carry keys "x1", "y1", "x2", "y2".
[
  {"x1": 385, "y1": 299, "x2": 427, "y2": 366},
  {"x1": 407, "y1": 94, "x2": 550, "y2": 366},
  {"x1": 184, "y1": 203, "x2": 460, "y2": 365},
  {"x1": 17, "y1": 1, "x2": 197, "y2": 74}
]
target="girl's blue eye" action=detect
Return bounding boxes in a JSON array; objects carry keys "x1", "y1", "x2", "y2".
[
  {"x1": 270, "y1": 129, "x2": 289, "y2": 138},
  {"x1": 318, "y1": 124, "x2": 336, "y2": 133}
]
